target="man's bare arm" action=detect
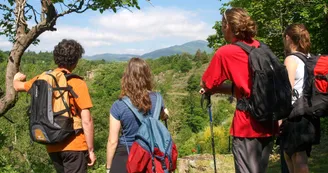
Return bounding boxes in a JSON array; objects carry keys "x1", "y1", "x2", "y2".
[{"x1": 81, "y1": 109, "x2": 96, "y2": 166}]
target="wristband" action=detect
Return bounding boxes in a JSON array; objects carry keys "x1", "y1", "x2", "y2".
[{"x1": 106, "y1": 168, "x2": 110, "y2": 173}]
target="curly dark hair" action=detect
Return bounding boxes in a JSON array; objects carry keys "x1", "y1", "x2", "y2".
[{"x1": 53, "y1": 39, "x2": 85, "y2": 69}]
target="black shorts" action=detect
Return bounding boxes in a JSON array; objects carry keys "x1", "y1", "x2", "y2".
[
  {"x1": 111, "y1": 144, "x2": 130, "y2": 173},
  {"x1": 49, "y1": 150, "x2": 88, "y2": 173},
  {"x1": 281, "y1": 116, "x2": 320, "y2": 157}
]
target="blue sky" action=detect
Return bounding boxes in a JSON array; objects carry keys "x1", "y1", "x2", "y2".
[{"x1": 0, "y1": 0, "x2": 228, "y2": 56}]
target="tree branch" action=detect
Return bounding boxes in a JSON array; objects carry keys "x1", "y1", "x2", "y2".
[
  {"x1": 25, "y1": 3, "x2": 40, "y2": 24},
  {"x1": 0, "y1": 0, "x2": 42, "y2": 117},
  {"x1": 14, "y1": 0, "x2": 27, "y2": 39},
  {"x1": 56, "y1": 0, "x2": 88, "y2": 17},
  {"x1": 146, "y1": 0, "x2": 154, "y2": 7},
  {"x1": 0, "y1": 0, "x2": 143, "y2": 118},
  {"x1": 78, "y1": 3, "x2": 91, "y2": 13},
  {"x1": 121, "y1": 6, "x2": 133, "y2": 13},
  {"x1": 62, "y1": 1, "x2": 71, "y2": 9}
]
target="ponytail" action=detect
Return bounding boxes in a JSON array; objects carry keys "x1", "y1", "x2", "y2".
[{"x1": 284, "y1": 24, "x2": 311, "y2": 54}]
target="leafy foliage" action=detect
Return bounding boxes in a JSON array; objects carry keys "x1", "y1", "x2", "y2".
[
  {"x1": 208, "y1": 0, "x2": 328, "y2": 57},
  {"x1": 0, "y1": 0, "x2": 141, "y2": 41},
  {"x1": 4, "y1": 1, "x2": 328, "y2": 172},
  {"x1": 186, "y1": 74, "x2": 201, "y2": 92},
  {"x1": 213, "y1": 99, "x2": 234, "y2": 126},
  {"x1": 207, "y1": 21, "x2": 226, "y2": 51},
  {"x1": 194, "y1": 49, "x2": 210, "y2": 67},
  {"x1": 0, "y1": 49, "x2": 233, "y2": 172},
  {"x1": 0, "y1": 0, "x2": 143, "y2": 119}
]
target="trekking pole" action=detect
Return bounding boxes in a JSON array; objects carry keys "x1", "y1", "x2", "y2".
[
  {"x1": 164, "y1": 108, "x2": 169, "y2": 128},
  {"x1": 3, "y1": 116, "x2": 14, "y2": 124},
  {"x1": 228, "y1": 136, "x2": 231, "y2": 152},
  {"x1": 228, "y1": 84, "x2": 234, "y2": 152},
  {"x1": 201, "y1": 93, "x2": 217, "y2": 173}
]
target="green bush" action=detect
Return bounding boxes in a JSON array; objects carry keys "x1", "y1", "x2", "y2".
[
  {"x1": 213, "y1": 99, "x2": 235, "y2": 126},
  {"x1": 178, "y1": 125, "x2": 231, "y2": 157}
]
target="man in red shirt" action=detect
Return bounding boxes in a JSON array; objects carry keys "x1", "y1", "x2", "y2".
[{"x1": 201, "y1": 8, "x2": 276, "y2": 173}]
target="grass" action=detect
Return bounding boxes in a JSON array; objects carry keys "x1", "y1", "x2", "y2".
[
  {"x1": 178, "y1": 154, "x2": 235, "y2": 173},
  {"x1": 178, "y1": 135, "x2": 328, "y2": 173},
  {"x1": 268, "y1": 135, "x2": 328, "y2": 173}
]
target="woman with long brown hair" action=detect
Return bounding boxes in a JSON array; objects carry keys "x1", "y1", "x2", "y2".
[
  {"x1": 106, "y1": 57, "x2": 168, "y2": 173},
  {"x1": 281, "y1": 23, "x2": 320, "y2": 173}
]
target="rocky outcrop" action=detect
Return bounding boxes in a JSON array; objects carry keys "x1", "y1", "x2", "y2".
[
  {"x1": 86, "y1": 71, "x2": 94, "y2": 80},
  {"x1": 177, "y1": 154, "x2": 235, "y2": 173}
]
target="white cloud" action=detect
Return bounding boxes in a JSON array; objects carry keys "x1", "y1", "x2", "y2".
[
  {"x1": 14, "y1": 6, "x2": 215, "y2": 55},
  {"x1": 97, "y1": 7, "x2": 211, "y2": 39},
  {"x1": 0, "y1": 37, "x2": 12, "y2": 51}
]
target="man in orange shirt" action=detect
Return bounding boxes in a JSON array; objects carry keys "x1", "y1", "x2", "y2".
[{"x1": 13, "y1": 39, "x2": 96, "y2": 173}]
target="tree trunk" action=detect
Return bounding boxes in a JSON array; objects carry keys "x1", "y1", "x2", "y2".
[
  {"x1": 0, "y1": 22, "x2": 48, "y2": 116},
  {"x1": 0, "y1": 40, "x2": 26, "y2": 115},
  {"x1": 0, "y1": 0, "x2": 80, "y2": 116}
]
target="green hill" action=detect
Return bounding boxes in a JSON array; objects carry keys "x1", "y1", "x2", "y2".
[
  {"x1": 84, "y1": 53, "x2": 138, "y2": 61},
  {"x1": 84, "y1": 40, "x2": 213, "y2": 61},
  {"x1": 141, "y1": 40, "x2": 212, "y2": 59},
  {"x1": 1, "y1": 50, "x2": 327, "y2": 173}
]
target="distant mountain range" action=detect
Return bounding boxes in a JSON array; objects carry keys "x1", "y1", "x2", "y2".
[
  {"x1": 84, "y1": 40, "x2": 212, "y2": 61},
  {"x1": 84, "y1": 53, "x2": 138, "y2": 61}
]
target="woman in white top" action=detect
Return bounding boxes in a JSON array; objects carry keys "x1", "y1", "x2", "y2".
[{"x1": 281, "y1": 23, "x2": 319, "y2": 173}]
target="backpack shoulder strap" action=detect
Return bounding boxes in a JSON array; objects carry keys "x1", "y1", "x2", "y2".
[
  {"x1": 48, "y1": 71, "x2": 79, "y2": 98},
  {"x1": 234, "y1": 41, "x2": 254, "y2": 54},
  {"x1": 65, "y1": 73, "x2": 84, "y2": 81},
  {"x1": 64, "y1": 73, "x2": 82, "y2": 98},
  {"x1": 153, "y1": 92, "x2": 163, "y2": 120},
  {"x1": 122, "y1": 97, "x2": 145, "y2": 122},
  {"x1": 288, "y1": 52, "x2": 309, "y2": 98},
  {"x1": 47, "y1": 73, "x2": 71, "y2": 115},
  {"x1": 288, "y1": 52, "x2": 308, "y2": 64},
  {"x1": 259, "y1": 41, "x2": 269, "y2": 48}
]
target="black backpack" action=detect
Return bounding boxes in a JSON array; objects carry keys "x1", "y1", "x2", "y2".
[
  {"x1": 288, "y1": 53, "x2": 328, "y2": 118},
  {"x1": 28, "y1": 70, "x2": 82, "y2": 144},
  {"x1": 234, "y1": 42, "x2": 292, "y2": 121}
]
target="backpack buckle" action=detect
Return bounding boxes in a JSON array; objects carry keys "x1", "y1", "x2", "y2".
[
  {"x1": 160, "y1": 159, "x2": 167, "y2": 170},
  {"x1": 315, "y1": 74, "x2": 328, "y2": 81},
  {"x1": 236, "y1": 98, "x2": 248, "y2": 111}
]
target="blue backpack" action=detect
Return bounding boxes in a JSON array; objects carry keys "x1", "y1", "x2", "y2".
[{"x1": 122, "y1": 93, "x2": 178, "y2": 173}]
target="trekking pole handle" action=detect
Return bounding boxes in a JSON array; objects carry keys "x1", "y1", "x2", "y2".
[
  {"x1": 201, "y1": 93, "x2": 212, "y2": 110},
  {"x1": 205, "y1": 93, "x2": 211, "y2": 107}
]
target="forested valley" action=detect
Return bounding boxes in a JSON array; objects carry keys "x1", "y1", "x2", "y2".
[
  {"x1": 1, "y1": 0, "x2": 328, "y2": 172},
  {"x1": 0, "y1": 49, "x2": 239, "y2": 172}
]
